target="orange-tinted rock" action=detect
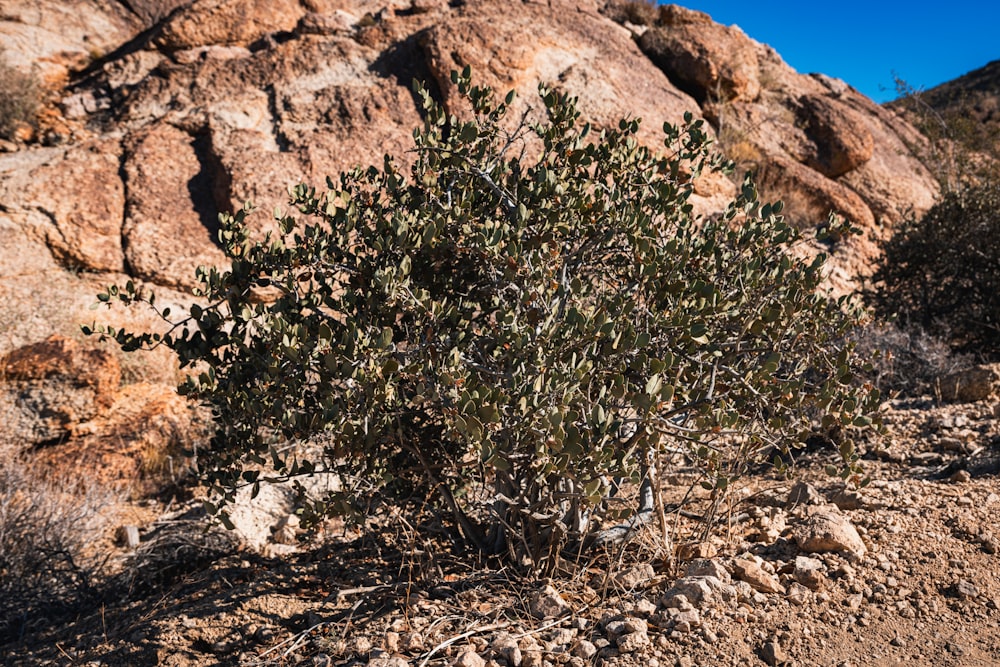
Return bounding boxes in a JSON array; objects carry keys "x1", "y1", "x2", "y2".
[
  {"x1": 33, "y1": 382, "x2": 208, "y2": 490},
  {"x1": 23, "y1": 139, "x2": 125, "y2": 272},
  {"x1": 154, "y1": 0, "x2": 306, "y2": 52},
  {"x1": 639, "y1": 5, "x2": 761, "y2": 103},
  {"x1": 122, "y1": 123, "x2": 228, "y2": 290},
  {"x1": 797, "y1": 94, "x2": 874, "y2": 178},
  {"x1": 1, "y1": 334, "x2": 121, "y2": 445},
  {"x1": 757, "y1": 155, "x2": 875, "y2": 231}
]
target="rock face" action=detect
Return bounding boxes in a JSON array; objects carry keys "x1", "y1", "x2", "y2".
[
  {"x1": 0, "y1": 334, "x2": 120, "y2": 444},
  {"x1": 0, "y1": 0, "x2": 946, "y2": 478},
  {"x1": 122, "y1": 123, "x2": 228, "y2": 289}
]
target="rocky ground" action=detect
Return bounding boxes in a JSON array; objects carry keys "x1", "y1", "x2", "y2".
[{"x1": 2, "y1": 393, "x2": 999, "y2": 667}]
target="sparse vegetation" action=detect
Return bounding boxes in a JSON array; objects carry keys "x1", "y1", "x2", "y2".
[
  {"x1": 0, "y1": 456, "x2": 115, "y2": 643},
  {"x1": 601, "y1": 0, "x2": 660, "y2": 27},
  {"x1": 890, "y1": 76, "x2": 1000, "y2": 191},
  {"x1": 92, "y1": 70, "x2": 879, "y2": 574},
  {"x1": 0, "y1": 48, "x2": 40, "y2": 141},
  {"x1": 851, "y1": 322, "x2": 973, "y2": 398}
]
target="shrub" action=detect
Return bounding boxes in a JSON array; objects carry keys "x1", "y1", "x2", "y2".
[
  {"x1": 602, "y1": 0, "x2": 660, "y2": 27},
  {"x1": 851, "y1": 322, "x2": 972, "y2": 398},
  {"x1": 867, "y1": 185, "x2": 1000, "y2": 358},
  {"x1": 0, "y1": 457, "x2": 114, "y2": 643},
  {"x1": 91, "y1": 70, "x2": 878, "y2": 572},
  {"x1": 0, "y1": 48, "x2": 39, "y2": 140}
]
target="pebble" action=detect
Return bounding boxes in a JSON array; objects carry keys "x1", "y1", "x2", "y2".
[
  {"x1": 454, "y1": 650, "x2": 486, "y2": 667},
  {"x1": 760, "y1": 640, "x2": 788, "y2": 666},
  {"x1": 530, "y1": 585, "x2": 570, "y2": 619}
]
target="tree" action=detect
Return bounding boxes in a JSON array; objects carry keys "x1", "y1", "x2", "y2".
[{"x1": 90, "y1": 69, "x2": 878, "y2": 573}]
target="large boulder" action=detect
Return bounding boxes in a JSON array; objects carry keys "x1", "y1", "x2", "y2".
[
  {"x1": 153, "y1": 0, "x2": 306, "y2": 52},
  {"x1": 796, "y1": 94, "x2": 874, "y2": 178},
  {"x1": 638, "y1": 5, "x2": 761, "y2": 103},
  {"x1": 21, "y1": 139, "x2": 125, "y2": 272}
]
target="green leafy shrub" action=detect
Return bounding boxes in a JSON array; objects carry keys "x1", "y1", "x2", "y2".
[
  {"x1": 91, "y1": 70, "x2": 878, "y2": 572},
  {"x1": 868, "y1": 185, "x2": 1000, "y2": 358},
  {"x1": 0, "y1": 48, "x2": 39, "y2": 140}
]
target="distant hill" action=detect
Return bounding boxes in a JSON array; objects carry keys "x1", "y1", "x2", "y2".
[{"x1": 888, "y1": 59, "x2": 1000, "y2": 185}]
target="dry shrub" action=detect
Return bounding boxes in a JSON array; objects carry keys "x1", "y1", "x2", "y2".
[
  {"x1": 852, "y1": 322, "x2": 973, "y2": 398},
  {"x1": 0, "y1": 456, "x2": 117, "y2": 643},
  {"x1": 602, "y1": 0, "x2": 660, "y2": 26},
  {"x1": 0, "y1": 48, "x2": 40, "y2": 140}
]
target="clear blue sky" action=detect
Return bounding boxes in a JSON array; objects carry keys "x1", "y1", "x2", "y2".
[{"x1": 672, "y1": 1, "x2": 1000, "y2": 103}]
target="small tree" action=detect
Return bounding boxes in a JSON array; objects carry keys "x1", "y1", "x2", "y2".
[{"x1": 91, "y1": 70, "x2": 878, "y2": 572}]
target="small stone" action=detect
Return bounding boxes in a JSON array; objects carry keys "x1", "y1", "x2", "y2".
[
  {"x1": 670, "y1": 609, "x2": 700, "y2": 630},
  {"x1": 760, "y1": 640, "x2": 787, "y2": 666},
  {"x1": 831, "y1": 488, "x2": 864, "y2": 510},
  {"x1": 570, "y1": 640, "x2": 597, "y2": 660},
  {"x1": 351, "y1": 636, "x2": 372, "y2": 655},
  {"x1": 684, "y1": 558, "x2": 731, "y2": 583},
  {"x1": 616, "y1": 630, "x2": 651, "y2": 653},
  {"x1": 676, "y1": 542, "x2": 716, "y2": 560},
  {"x1": 786, "y1": 582, "x2": 811, "y2": 606},
  {"x1": 454, "y1": 650, "x2": 486, "y2": 667},
  {"x1": 530, "y1": 585, "x2": 570, "y2": 619},
  {"x1": 732, "y1": 558, "x2": 784, "y2": 594},
  {"x1": 954, "y1": 580, "x2": 980, "y2": 600},
  {"x1": 662, "y1": 593, "x2": 693, "y2": 610},
  {"x1": 793, "y1": 509, "x2": 867, "y2": 561},
  {"x1": 786, "y1": 481, "x2": 826, "y2": 507},
  {"x1": 634, "y1": 598, "x2": 658, "y2": 616},
  {"x1": 492, "y1": 634, "x2": 523, "y2": 667},
  {"x1": 521, "y1": 651, "x2": 543, "y2": 667},
  {"x1": 659, "y1": 576, "x2": 736, "y2": 608},
  {"x1": 616, "y1": 563, "x2": 655, "y2": 589},
  {"x1": 793, "y1": 556, "x2": 827, "y2": 590}
]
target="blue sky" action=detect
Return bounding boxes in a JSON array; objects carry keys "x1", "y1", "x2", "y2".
[{"x1": 673, "y1": 1, "x2": 1000, "y2": 103}]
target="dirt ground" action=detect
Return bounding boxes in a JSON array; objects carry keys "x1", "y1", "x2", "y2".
[{"x1": 3, "y1": 395, "x2": 1000, "y2": 667}]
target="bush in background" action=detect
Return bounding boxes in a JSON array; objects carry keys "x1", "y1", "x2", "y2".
[
  {"x1": 868, "y1": 185, "x2": 1000, "y2": 359},
  {"x1": 0, "y1": 457, "x2": 114, "y2": 643},
  {"x1": 851, "y1": 322, "x2": 973, "y2": 399}
]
